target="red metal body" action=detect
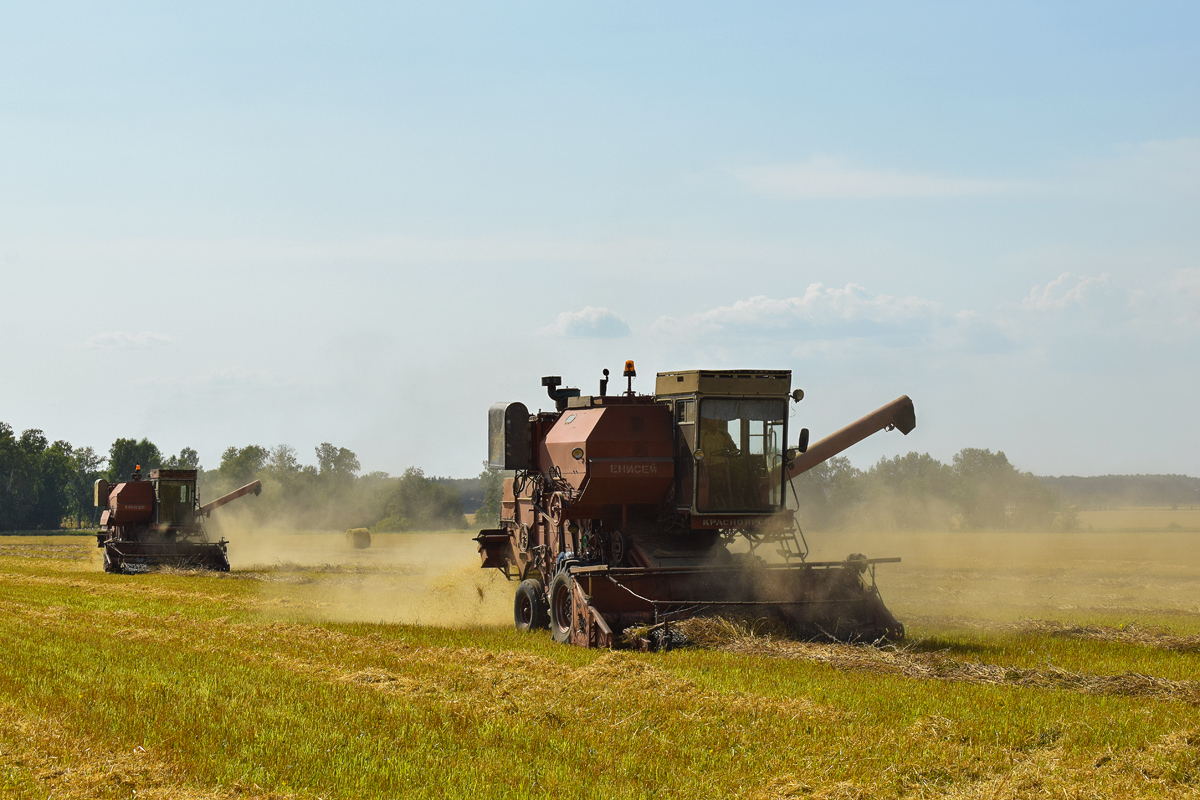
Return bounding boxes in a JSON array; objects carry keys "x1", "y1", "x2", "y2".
[
  {"x1": 101, "y1": 481, "x2": 154, "y2": 526},
  {"x1": 477, "y1": 368, "x2": 917, "y2": 649},
  {"x1": 540, "y1": 400, "x2": 674, "y2": 513}
]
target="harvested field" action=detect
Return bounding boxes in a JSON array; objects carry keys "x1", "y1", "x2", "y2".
[
  {"x1": 3, "y1": 516, "x2": 1200, "y2": 798},
  {"x1": 678, "y1": 617, "x2": 1200, "y2": 703}
]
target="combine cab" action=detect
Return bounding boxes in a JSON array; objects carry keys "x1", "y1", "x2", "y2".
[
  {"x1": 476, "y1": 364, "x2": 916, "y2": 648},
  {"x1": 94, "y1": 468, "x2": 262, "y2": 573}
]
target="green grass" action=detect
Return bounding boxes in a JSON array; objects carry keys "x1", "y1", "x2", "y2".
[{"x1": 4, "y1": 532, "x2": 1200, "y2": 798}]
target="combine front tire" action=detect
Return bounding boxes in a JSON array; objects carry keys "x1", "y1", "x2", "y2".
[
  {"x1": 549, "y1": 571, "x2": 574, "y2": 644},
  {"x1": 514, "y1": 578, "x2": 549, "y2": 632}
]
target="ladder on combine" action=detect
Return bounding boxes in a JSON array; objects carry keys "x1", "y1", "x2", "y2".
[
  {"x1": 776, "y1": 481, "x2": 809, "y2": 563},
  {"x1": 775, "y1": 519, "x2": 809, "y2": 563}
]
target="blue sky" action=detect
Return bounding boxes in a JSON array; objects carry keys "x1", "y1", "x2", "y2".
[{"x1": 1, "y1": 2, "x2": 1197, "y2": 477}]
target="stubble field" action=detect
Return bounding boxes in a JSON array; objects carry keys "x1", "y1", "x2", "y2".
[{"x1": 2, "y1": 509, "x2": 1199, "y2": 799}]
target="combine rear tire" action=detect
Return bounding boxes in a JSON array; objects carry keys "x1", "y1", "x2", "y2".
[
  {"x1": 549, "y1": 571, "x2": 575, "y2": 644},
  {"x1": 514, "y1": 578, "x2": 549, "y2": 632}
]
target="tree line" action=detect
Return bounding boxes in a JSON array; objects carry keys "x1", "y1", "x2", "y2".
[
  {"x1": 0, "y1": 421, "x2": 491, "y2": 532},
  {"x1": 792, "y1": 448, "x2": 1075, "y2": 531},
  {"x1": 4, "y1": 419, "x2": 1179, "y2": 535},
  {"x1": 0, "y1": 423, "x2": 100, "y2": 531},
  {"x1": 1038, "y1": 474, "x2": 1200, "y2": 510}
]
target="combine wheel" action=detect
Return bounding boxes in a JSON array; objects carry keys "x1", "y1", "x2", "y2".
[
  {"x1": 102, "y1": 548, "x2": 120, "y2": 574},
  {"x1": 549, "y1": 571, "x2": 575, "y2": 644},
  {"x1": 514, "y1": 578, "x2": 549, "y2": 632}
]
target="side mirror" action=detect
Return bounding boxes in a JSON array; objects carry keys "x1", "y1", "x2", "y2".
[
  {"x1": 791, "y1": 389, "x2": 804, "y2": 403},
  {"x1": 797, "y1": 428, "x2": 810, "y2": 454},
  {"x1": 693, "y1": 448, "x2": 705, "y2": 463}
]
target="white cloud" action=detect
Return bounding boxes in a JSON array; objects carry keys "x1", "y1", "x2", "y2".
[
  {"x1": 540, "y1": 307, "x2": 631, "y2": 339},
  {"x1": 1007, "y1": 271, "x2": 1200, "y2": 363},
  {"x1": 1158, "y1": 269, "x2": 1200, "y2": 334},
  {"x1": 1021, "y1": 273, "x2": 1112, "y2": 312},
  {"x1": 1172, "y1": 268, "x2": 1200, "y2": 300},
  {"x1": 735, "y1": 140, "x2": 1200, "y2": 205},
  {"x1": 133, "y1": 367, "x2": 291, "y2": 389},
  {"x1": 654, "y1": 283, "x2": 940, "y2": 340},
  {"x1": 734, "y1": 156, "x2": 1015, "y2": 199},
  {"x1": 1068, "y1": 138, "x2": 1200, "y2": 200},
  {"x1": 648, "y1": 272, "x2": 1198, "y2": 366},
  {"x1": 82, "y1": 331, "x2": 172, "y2": 349}
]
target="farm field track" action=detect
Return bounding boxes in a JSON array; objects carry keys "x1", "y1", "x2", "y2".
[{"x1": 3, "y1": 513, "x2": 1200, "y2": 799}]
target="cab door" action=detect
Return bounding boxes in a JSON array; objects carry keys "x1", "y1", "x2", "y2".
[{"x1": 672, "y1": 398, "x2": 696, "y2": 510}]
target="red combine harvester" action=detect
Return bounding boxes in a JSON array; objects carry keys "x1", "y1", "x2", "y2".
[
  {"x1": 476, "y1": 363, "x2": 916, "y2": 649},
  {"x1": 94, "y1": 467, "x2": 262, "y2": 573}
]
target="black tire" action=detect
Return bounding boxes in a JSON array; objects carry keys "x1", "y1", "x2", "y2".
[
  {"x1": 513, "y1": 578, "x2": 549, "y2": 632},
  {"x1": 102, "y1": 548, "x2": 119, "y2": 574},
  {"x1": 549, "y1": 571, "x2": 575, "y2": 645}
]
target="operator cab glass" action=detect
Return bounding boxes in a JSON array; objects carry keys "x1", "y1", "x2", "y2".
[
  {"x1": 696, "y1": 398, "x2": 786, "y2": 511},
  {"x1": 156, "y1": 480, "x2": 194, "y2": 526}
]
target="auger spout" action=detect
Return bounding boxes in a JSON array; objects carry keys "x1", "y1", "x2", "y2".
[
  {"x1": 788, "y1": 396, "x2": 916, "y2": 478},
  {"x1": 198, "y1": 480, "x2": 263, "y2": 517}
]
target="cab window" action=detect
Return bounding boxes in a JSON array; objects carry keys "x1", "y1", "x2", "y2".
[{"x1": 696, "y1": 399, "x2": 786, "y2": 511}]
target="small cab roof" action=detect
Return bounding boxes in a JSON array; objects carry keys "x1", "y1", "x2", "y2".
[
  {"x1": 149, "y1": 469, "x2": 198, "y2": 480},
  {"x1": 655, "y1": 369, "x2": 792, "y2": 398}
]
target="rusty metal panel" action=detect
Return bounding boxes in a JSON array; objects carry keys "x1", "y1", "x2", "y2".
[
  {"x1": 107, "y1": 481, "x2": 155, "y2": 524},
  {"x1": 540, "y1": 403, "x2": 674, "y2": 511},
  {"x1": 475, "y1": 529, "x2": 512, "y2": 570}
]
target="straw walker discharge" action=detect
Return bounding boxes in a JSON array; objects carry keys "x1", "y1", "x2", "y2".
[{"x1": 476, "y1": 363, "x2": 916, "y2": 649}]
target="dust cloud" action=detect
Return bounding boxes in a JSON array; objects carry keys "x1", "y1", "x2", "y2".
[
  {"x1": 804, "y1": 525, "x2": 1200, "y2": 626},
  {"x1": 203, "y1": 502, "x2": 1200, "y2": 634},
  {"x1": 211, "y1": 519, "x2": 513, "y2": 628}
]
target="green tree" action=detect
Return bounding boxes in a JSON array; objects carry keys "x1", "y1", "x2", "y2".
[
  {"x1": 68, "y1": 446, "x2": 106, "y2": 528},
  {"x1": 475, "y1": 468, "x2": 504, "y2": 526},
  {"x1": 218, "y1": 445, "x2": 269, "y2": 487},
  {"x1": 11, "y1": 431, "x2": 47, "y2": 529},
  {"x1": 4, "y1": 429, "x2": 41, "y2": 528},
  {"x1": 163, "y1": 447, "x2": 201, "y2": 470},
  {"x1": 376, "y1": 467, "x2": 465, "y2": 532},
  {"x1": 265, "y1": 444, "x2": 302, "y2": 480},
  {"x1": 0, "y1": 422, "x2": 20, "y2": 530},
  {"x1": 315, "y1": 443, "x2": 360, "y2": 479},
  {"x1": 860, "y1": 452, "x2": 958, "y2": 530},
  {"x1": 35, "y1": 440, "x2": 74, "y2": 529},
  {"x1": 0, "y1": 429, "x2": 74, "y2": 530},
  {"x1": 107, "y1": 438, "x2": 162, "y2": 482},
  {"x1": 869, "y1": 452, "x2": 956, "y2": 497},
  {"x1": 951, "y1": 448, "x2": 1056, "y2": 530},
  {"x1": 790, "y1": 456, "x2": 863, "y2": 529}
]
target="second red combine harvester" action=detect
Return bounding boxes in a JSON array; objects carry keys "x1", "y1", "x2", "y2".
[
  {"x1": 94, "y1": 467, "x2": 263, "y2": 573},
  {"x1": 476, "y1": 362, "x2": 916, "y2": 649}
]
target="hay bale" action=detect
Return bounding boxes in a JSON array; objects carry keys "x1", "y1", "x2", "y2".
[{"x1": 345, "y1": 528, "x2": 372, "y2": 549}]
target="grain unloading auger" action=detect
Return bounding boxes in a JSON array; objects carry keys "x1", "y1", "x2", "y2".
[
  {"x1": 476, "y1": 364, "x2": 916, "y2": 649},
  {"x1": 93, "y1": 468, "x2": 262, "y2": 573}
]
